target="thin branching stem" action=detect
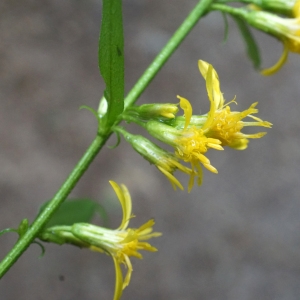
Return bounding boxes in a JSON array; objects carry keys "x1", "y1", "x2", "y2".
[{"x1": 0, "y1": 0, "x2": 213, "y2": 278}]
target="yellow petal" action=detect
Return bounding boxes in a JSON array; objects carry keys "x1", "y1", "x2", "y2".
[
  {"x1": 122, "y1": 255, "x2": 133, "y2": 289},
  {"x1": 293, "y1": 0, "x2": 300, "y2": 17},
  {"x1": 121, "y1": 184, "x2": 132, "y2": 227},
  {"x1": 199, "y1": 60, "x2": 224, "y2": 109},
  {"x1": 206, "y1": 64, "x2": 214, "y2": 104},
  {"x1": 198, "y1": 60, "x2": 209, "y2": 78},
  {"x1": 112, "y1": 257, "x2": 124, "y2": 300},
  {"x1": 261, "y1": 41, "x2": 289, "y2": 76},
  {"x1": 207, "y1": 143, "x2": 224, "y2": 151},
  {"x1": 136, "y1": 219, "x2": 156, "y2": 235},
  {"x1": 194, "y1": 152, "x2": 210, "y2": 165},
  {"x1": 203, "y1": 163, "x2": 218, "y2": 174},
  {"x1": 177, "y1": 95, "x2": 192, "y2": 131},
  {"x1": 109, "y1": 181, "x2": 132, "y2": 230},
  {"x1": 157, "y1": 166, "x2": 184, "y2": 190},
  {"x1": 202, "y1": 65, "x2": 217, "y2": 131},
  {"x1": 187, "y1": 172, "x2": 196, "y2": 193}
]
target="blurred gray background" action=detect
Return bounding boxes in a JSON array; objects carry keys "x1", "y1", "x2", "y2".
[{"x1": 1, "y1": 0, "x2": 300, "y2": 299}]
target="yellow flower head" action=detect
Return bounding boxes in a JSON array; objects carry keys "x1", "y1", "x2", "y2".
[
  {"x1": 72, "y1": 181, "x2": 161, "y2": 300},
  {"x1": 170, "y1": 65, "x2": 225, "y2": 190},
  {"x1": 168, "y1": 60, "x2": 271, "y2": 189},
  {"x1": 146, "y1": 117, "x2": 223, "y2": 191},
  {"x1": 174, "y1": 126, "x2": 223, "y2": 191},
  {"x1": 177, "y1": 95, "x2": 223, "y2": 185},
  {"x1": 198, "y1": 60, "x2": 272, "y2": 149},
  {"x1": 146, "y1": 60, "x2": 271, "y2": 191}
]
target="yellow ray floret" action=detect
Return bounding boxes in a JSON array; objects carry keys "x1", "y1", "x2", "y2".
[{"x1": 178, "y1": 96, "x2": 193, "y2": 131}]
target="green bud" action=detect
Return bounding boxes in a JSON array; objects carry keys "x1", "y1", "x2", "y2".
[
  {"x1": 122, "y1": 129, "x2": 180, "y2": 170},
  {"x1": 126, "y1": 103, "x2": 179, "y2": 120},
  {"x1": 115, "y1": 127, "x2": 192, "y2": 190},
  {"x1": 250, "y1": 0, "x2": 298, "y2": 17}
]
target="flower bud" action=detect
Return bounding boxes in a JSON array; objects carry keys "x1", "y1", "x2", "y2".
[
  {"x1": 250, "y1": 0, "x2": 300, "y2": 17},
  {"x1": 116, "y1": 127, "x2": 193, "y2": 190},
  {"x1": 127, "y1": 103, "x2": 179, "y2": 120}
]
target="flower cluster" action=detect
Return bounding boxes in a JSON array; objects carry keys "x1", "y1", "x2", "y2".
[{"x1": 119, "y1": 60, "x2": 271, "y2": 192}]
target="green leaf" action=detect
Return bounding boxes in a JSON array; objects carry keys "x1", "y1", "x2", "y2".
[
  {"x1": 221, "y1": 12, "x2": 229, "y2": 44},
  {"x1": 232, "y1": 16, "x2": 261, "y2": 69},
  {"x1": 39, "y1": 199, "x2": 107, "y2": 228},
  {"x1": 99, "y1": 0, "x2": 124, "y2": 127},
  {"x1": 17, "y1": 219, "x2": 29, "y2": 237}
]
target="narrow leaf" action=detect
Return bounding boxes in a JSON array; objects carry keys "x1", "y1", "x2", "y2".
[
  {"x1": 39, "y1": 199, "x2": 107, "y2": 228},
  {"x1": 221, "y1": 12, "x2": 229, "y2": 44},
  {"x1": 232, "y1": 16, "x2": 261, "y2": 69},
  {"x1": 99, "y1": 0, "x2": 124, "y2": 127}
]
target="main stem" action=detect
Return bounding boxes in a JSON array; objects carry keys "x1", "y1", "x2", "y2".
[
  {"x1": 0, "y1": 135, "x2": 107, "y2": 277},
  {"x1": 0, "y1": 0, "x2": 213, "y2": 278}
]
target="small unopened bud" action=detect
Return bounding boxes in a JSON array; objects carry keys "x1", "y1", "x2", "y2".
[
  {"x1": 116, "y1": 127, "x2": 192, "y2": 190},
  {"x1": 127, "y1": 103, "x2": 179, "y2": 120},
  {"x1": 250, "y1": 0, "x2": 300, "y2": 17}
]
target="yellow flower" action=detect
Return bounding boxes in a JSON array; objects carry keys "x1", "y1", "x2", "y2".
[
  {"x1": 146, "y1": 116, "x2": 223, "y2": 192},
  {"x1": 145, "y1": 66, "x2": 225, "y2": 191},
  {"x1": 172, "y1": 95, "x2": 223, "y2": 189},
  {"x1": 72, "y1": 181, "x2": 161, "y2": 300},
  {"x1": 198, "y1": 60, "x2": 272, "y2": 149},
  {"x1": 167, "y1": 60, "x2": 271, "y2": 189},
  {"x1": 145, "y1": 60, "x2": 270, "y2": 191},
  {"x1": 173, "y1": 124, "x2": 223, "y2": 191}
]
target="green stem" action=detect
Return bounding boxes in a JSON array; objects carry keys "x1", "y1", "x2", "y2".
[
  {"x1": 119, "y1": 113, "x2": 146, "y2": 127},
  {"x1": 124, "y1": 0, "x2": 214, "y2": 109},
  {"x1": 0, "y1": 0, "x2": 214, "y2": 278},
  {"x1": 0, "y1": 134, "x2": 107, "y2": 278},
  {"x1": 210, "y1": 3, "x2": 248, "y2": 16}
]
